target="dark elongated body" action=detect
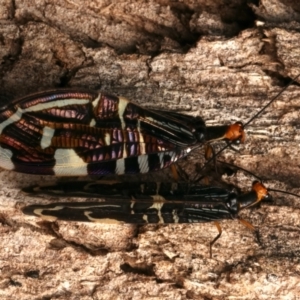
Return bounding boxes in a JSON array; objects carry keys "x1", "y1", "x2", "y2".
[
  {"x1": 22, "y1": 181, "x2": 269, "y2": 224},
  {"x1": 0, "y1": 89, "x2": 244, "y2": 176}
]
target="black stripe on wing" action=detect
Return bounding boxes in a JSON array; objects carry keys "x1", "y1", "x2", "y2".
[
  {"x1": 22, "y1": 180, "x2": 238, "y2": 223},
  {"x1": 22, "y1": 198, "x2": 234, "y2": 224},
  {"x1": 23, "y1": 181, "x2": 233, "y2": 200}
]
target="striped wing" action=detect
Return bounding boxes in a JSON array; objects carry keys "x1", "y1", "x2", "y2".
[
  {"x1": 22, "y1": 200, "x2": 235, "y2": 224},
  {"x1": 0, "y1": 89, "x2": 205, "y2": 176},
  {"x1": 22, "y1": 181, "x2": 236, "y2": 223},
  {"x1": 23, "y1": 180, "x2": 232, "y2": 199}
]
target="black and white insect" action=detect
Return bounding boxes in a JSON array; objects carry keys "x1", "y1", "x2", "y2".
[
  {"x1": 0, "y1": 73, "x2": 299, "y2": 178},
  {"x1": 21, "y1": 157, "x2": 300, "y2": 257},
  {"x1": 13, "y1": 75, "x2": 299, "y2": 257},
  {"x1": 0, "y1": 89, "x2": 246, "y2": 176},
  {"x1": 22, "y1": 179, "x2": 270, "y2": 257},
  {"x1": 22, "y1": 180, "x2": 269, "y2": 226}
]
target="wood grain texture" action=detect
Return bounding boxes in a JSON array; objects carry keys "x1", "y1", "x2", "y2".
[{"x1": 1, "y1": 1, "x2": 300, "y2": 299}]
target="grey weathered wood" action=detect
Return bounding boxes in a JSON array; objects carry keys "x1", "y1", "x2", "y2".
[{"x1": 0, "y1": 1, "x2": 300, "y2": 299}]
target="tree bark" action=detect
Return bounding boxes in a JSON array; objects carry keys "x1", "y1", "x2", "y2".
[{"x1": 1, "y1": 1, "x2": 300, "y2": 299}]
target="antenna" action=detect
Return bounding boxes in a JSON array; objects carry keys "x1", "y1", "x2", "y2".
[
  {"x1": 199, "y1": 73, "x2": 300, "y2": 173},
  {"x1": 217, "y1": 159, "x2": 300, "y2": 200}
]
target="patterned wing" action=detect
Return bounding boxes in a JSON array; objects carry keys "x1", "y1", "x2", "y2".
[
  {"x1": 0, "y1": 89, "x2": 205, "y2": 175},
  {"x1": 22, "y1": 200, "x2": 235, "y2": 224},
  {"x1": 22, "y1": 181, "x2": 235, "y2": 223}
]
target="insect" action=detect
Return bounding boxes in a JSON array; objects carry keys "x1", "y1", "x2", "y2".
[
  {"x1": 1, "y1": 73, "x2": 299, "y2": 177},
  {"x1": 22, "y1": 179, "x2": 270, "y2": 257},
  {"x1": 0, "y1": 88, "x2": 248, "y2": 176}
]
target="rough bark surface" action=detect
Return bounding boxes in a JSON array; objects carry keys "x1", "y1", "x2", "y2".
[{"x1": 1, "y1": 1, "x2": 300, "y2": 299}]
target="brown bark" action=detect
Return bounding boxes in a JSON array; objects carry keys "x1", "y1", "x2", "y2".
[{"x1": 1, "y1": 1, "x2": 300, "y2": 299}]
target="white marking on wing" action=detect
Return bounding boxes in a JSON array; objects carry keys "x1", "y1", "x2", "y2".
[
  {"x1": 130, "y1": 200, "x2": 136, "y2": 214},
  {"x1": 84, "y1": 211, "x2": 124, "y2": 224},
  {"x1": 158, "y1": 152, "x2": 165, "y2": 169},
  {"x1": 34, "y1": 203, "x2": 125, "y2": 223},
  {"x1": 0, "y1": 107, "x2": 23, "y2": 134},
  {"x1": 115, "y1": 158, "x2": 125, "y2": 175},
  {"x1": 148, "y1": 201, "x2": 165, "y2": 223},
  {"x1": 137, "y1": 120, "x2": 146, "y2": 155},
  {"x1": 33, "y1": 207, "x2": 61, "y2": 221},
  {"x1": 0, "y1": 146, "x2": 14, "y2": 170},
  {"x1": 40, "y1": 126, "x2": 55, "y2": 149},
  {"x1": 91, "y1": 93, "x2": 101, "y2": 109},
  {"x1": 33, "y1": 208, "x2": 57, "y2": 222},
  {"x1": 0, "y1": 98, "x2": 90, "y2": 134},
  {"x1": 25, "y1": 98, "x2": 90, "y2": 112},
  {"x1": 138, "y1": 155, "x2": 149, "y2": 173},
  {"x1": 118, "y1": 97, "x2": 129, "y2": 129},
  {"x1": 172, "y1": 210, "x2": 179, "y2": 223},
  {"x1": 151, "y1": 195, "x2": 166, "y2": 201},
  {"x1": 89, "y1": 118, "x2": 96, "y2": 126},
  {"x1": 54, "y1": 149, "x2": 88, "y2": 176},
  {"x1": 122, "y1": 142, "x2": 127, "y2": 158},
  {"x1": 104, "y1": 132, "x2": 111, "y2": 145}
]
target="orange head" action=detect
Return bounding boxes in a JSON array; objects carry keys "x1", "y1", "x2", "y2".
[
  {"x1": 224, "y1": 122, "x2": 245, "y2": 144},
  {"x1": 252, "y1": 181, "x2": 271, "y2": 203}
]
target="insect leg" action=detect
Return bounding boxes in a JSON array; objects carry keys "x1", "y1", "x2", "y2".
[{"x1": 210, "y1": 221, "x2": 222, "y2": 259}]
